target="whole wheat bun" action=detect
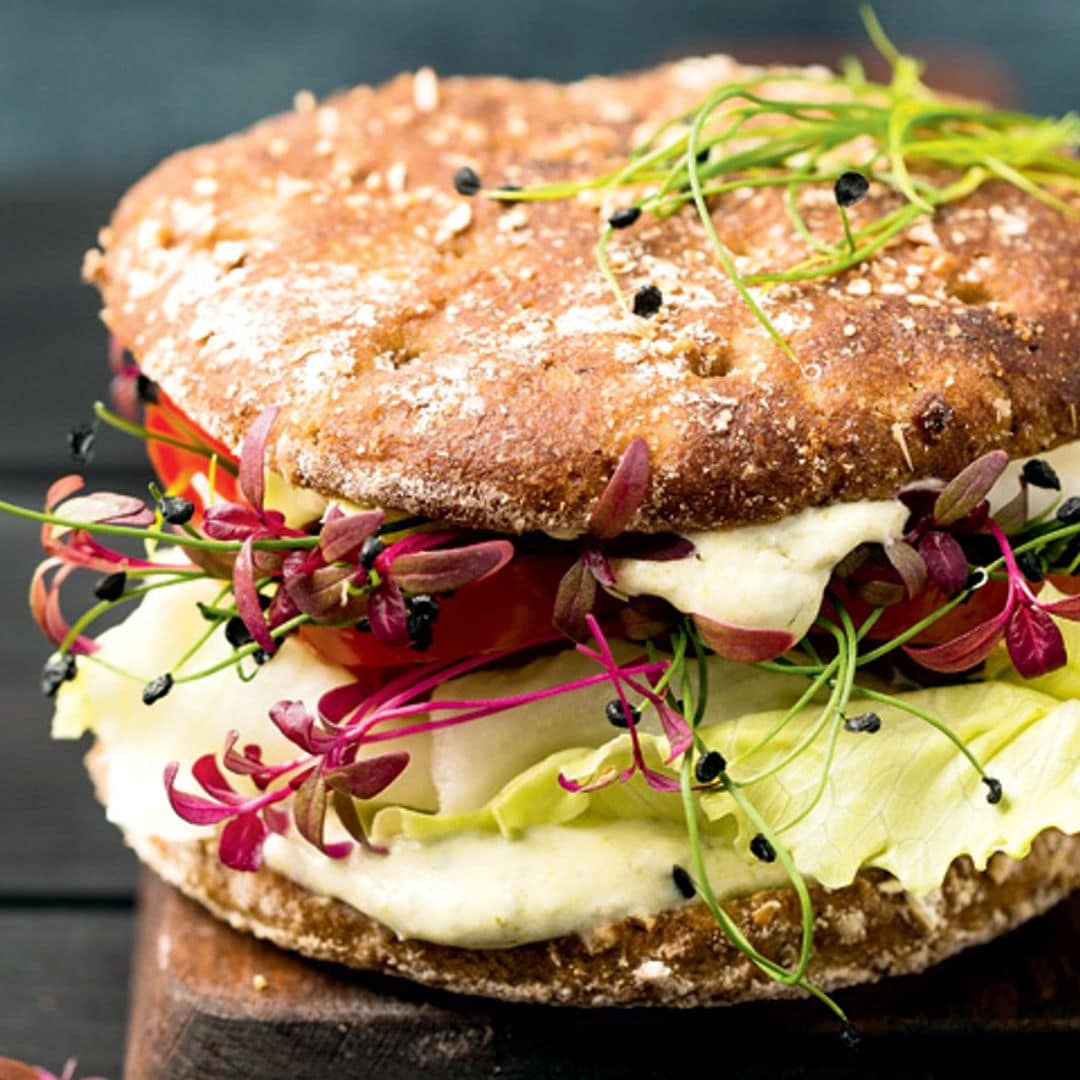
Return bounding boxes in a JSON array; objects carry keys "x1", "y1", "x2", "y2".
[
  {"x1": 90, "y1": 734, "x2": 1079, "y2": 1006},
  {"x1": 127, "y1": 819, "x2": 1080, "y2": 1007},
  {"x1": 85, "y1": 58, "x2": 1079, "y2": 535}
]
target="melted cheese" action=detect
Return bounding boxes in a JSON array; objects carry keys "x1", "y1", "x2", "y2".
[{"x1": 612, "y1": 500, "x2": 908, "y2": 638}]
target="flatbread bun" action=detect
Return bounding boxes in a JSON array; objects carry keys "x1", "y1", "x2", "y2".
[{"x1": 85, "y1": 58, "x2": 1079, "y2": 535}]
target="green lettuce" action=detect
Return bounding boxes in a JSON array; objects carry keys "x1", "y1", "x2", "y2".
[{"x1": 373, "y1": 679, "x2": 1080, "y2": 897}]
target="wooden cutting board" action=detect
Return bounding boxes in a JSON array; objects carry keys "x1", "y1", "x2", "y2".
[{"x1": 124, "y1": 871, "x2": 1079, "y2": 1078}]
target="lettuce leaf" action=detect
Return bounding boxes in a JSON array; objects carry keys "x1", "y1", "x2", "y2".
[{"x1": 374, "y1": 680, "x2": 1080, "y2": 897}]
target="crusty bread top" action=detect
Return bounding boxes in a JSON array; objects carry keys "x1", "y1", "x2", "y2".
[{"x1": 87, "y1": 58, "x2": 1079, "y2": 534}]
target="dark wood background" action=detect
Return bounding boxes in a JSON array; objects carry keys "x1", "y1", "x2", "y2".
[{"x1": 0, "y1": 2, "x2": 1077, "y2": 1076}]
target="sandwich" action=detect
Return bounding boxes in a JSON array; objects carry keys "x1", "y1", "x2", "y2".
[{"x1": 7, "y1": 12, "x2": 1079, "y2": 1026}]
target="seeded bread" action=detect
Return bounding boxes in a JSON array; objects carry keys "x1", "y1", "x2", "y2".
[{"x1": 85, "y1": 59, "x2": 1079, "y2": 535}]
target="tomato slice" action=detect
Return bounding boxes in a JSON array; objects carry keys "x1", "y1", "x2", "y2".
[
  {"x1": 145, "y1": 392, "x2": 241, "y2": 513},
  {"x1": 298, "y1": 551, "x2": 573, "y2": 668}
]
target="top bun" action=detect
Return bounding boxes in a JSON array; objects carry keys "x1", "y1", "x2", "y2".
[{"x1": 87, "y1": 58, "x2": 1079, "y2": 534}]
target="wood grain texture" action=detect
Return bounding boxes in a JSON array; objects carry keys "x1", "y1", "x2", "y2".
[{"x1": 125, "y1": 872, "x2": 1080, "y2": 1079}]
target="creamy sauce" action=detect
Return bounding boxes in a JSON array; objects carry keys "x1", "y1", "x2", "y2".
[
  {"x1": 612, "y1": 500, "x2": 908, "y2": 639},
  {"x1": 265, "y1": 821, "x2": 785, "y2": 948}
]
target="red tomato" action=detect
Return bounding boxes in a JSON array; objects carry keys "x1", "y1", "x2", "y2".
[
  {"x1": 827, "y1": 576, "x2": 1012, "y2": 646},
  {"x1": 298, "y1": 552, "x2": 573, "y2": 668},
  {"x1": 145, "y1": 393, "x2": 241, "y2": 512}
]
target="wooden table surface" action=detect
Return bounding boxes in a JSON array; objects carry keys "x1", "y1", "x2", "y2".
[{"x1": 1, "y1": 191, "x2": 1078, "y2": 1079}]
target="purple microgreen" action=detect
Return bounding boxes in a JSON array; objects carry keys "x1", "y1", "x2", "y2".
[
  {"x1": 993, "y1": 486, "x2": 1029, "y2": 534},
  {"x1": 292, "y1": 770, "x2": 330, "y2": 853},
  {"x1": 856, "y1": 578, "x2": 908, "y2": 607},
  {"x1": 318, "y1": 510, "x2": 385, "y2": 563},
  {"x1": 582, "y1": 544, "x2": 617, "y2": 588},
  {"x1": 692, "y1": 613, "x2": 797, "y2": 663},
  {"x1": 603, "y1": 532, "x2": 695, "y2": 562},
  {"x1": 30, "y1": 560, "x2": 99, "y2": 654},
  {"x1": 163, "y1": 762, "x2": 241, "y2": 825},
  {"x1": 233, "y1": 536, "x2": 276, "y2": 654},
  {"x1": 389, "y1": 540, "x2": 514, "y2": 594},
  {"x1": 52, "y1": 492, "x2": 155, "y2": 531},
  {"x1": 238, "y1": 406, "x2": 280, "y2": 511},
  {"x1": 656, "y1": 700, "x2": 693, "y2": 762},
  {"x1": 368, "y1": 579, "x2": 410, "y2": 647},
  {"x1": 286, "y1": 563, "x2": 367, "y2": 621},
  {"x1": 933, "y1": 450, "x2": 1008, "y2": 526},
  {"x1": 269, "y1": 700, "x2": 338, "y2": 755},
  {"x1": 588, "y1": 437, "x2": 650, "y2": 539},
  {"x1": 329, "y1": 784, "x2": 386, "y2": 854},
  {"x1": 202, "y1": 502, "x2": 264, "y2": 541},
  {"x1": 884, "y1": 537, "x2": 928, "y2": 598},
  {"x1": 553, "y1": 557, "x2": 598, "y2": 640},
  {"x1": 1005, "y1": 603, "x2": 1067, "y2": 679},
  {"x1": 917, "y1": 531, "x2": 968, "y2": 596},
  {"x1": 218, "y1": 812, "x2": 269, "y2": 871},
  {"x1": 903, "y1": 604, "x2": 1008, "y2": 673},
  {"x1": 191, "y1": 753, "x2": 248, "y2": 804},
  {"x1": 326, "y1": 752, "x2": 409, "y2": 799}
]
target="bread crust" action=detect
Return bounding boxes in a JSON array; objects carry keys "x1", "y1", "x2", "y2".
[
  {"x1": 123, "y1": 824, "x2": 1080, "y2": 1008},
  {"x1": 87, "y1": 59, "x2": 1080, "y2": 534}
]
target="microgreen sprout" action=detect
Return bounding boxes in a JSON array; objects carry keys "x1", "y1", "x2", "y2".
[{"x1": 470, "y1": 8, "x2": 1078, "y2": 373}]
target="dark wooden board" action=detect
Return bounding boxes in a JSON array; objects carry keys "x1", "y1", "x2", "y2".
[{"x1": 125, "y1": 872, "x2": 1080, "y2": 1079}]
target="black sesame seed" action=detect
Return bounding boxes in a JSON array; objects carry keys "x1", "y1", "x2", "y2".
[
  {"x1": 839, "y1": 1021, "x2": 861, "y2": 1051},
  {"x1": 158, "y1": 495, "x2": 195, "y2": 525},
  {"x1": 749, "y1": 833, "x2": 776, "y2": 863},
  {"x1": 608, "y1": 206, "x2": 641, "y2": 230},
  {"x1": 67, "y1": 423, "x2": 96, "y2": 464},
  {"x1": 136, "y1": 374, "x2": 160, "y2": 404},
  {"x1": 605, "y1": 699, "x2": 641, "y2": 728},
  {"x1": 409, "y1": 594, "x2": 440, "y2": 623},
  {"x1": 983, "y1": 776, "x2": 1003, "y2": 805},
  {"x1": 225, "y1": 616, "x2": 254, "y2": 648},
  {"x1": 1057, "y1": 497, "x2": 1080, "y2": 526},
  {"x1": 452, "y1": 165, "x2": 482, "y2": 196},
  {"x1": 360, "y1": 536, "x2": 385, "y2": 570},
  {"x1": 41, "y1": 653, "x2": 77, "y2": 698},
  {"x1": 632, "y1": 284, "x2": 663, "y2": 318},
  {"x1": 1021, "y1": 459, "x2": 1061, "y2": 491},
  {"x1": 93, "y1": 571, "x2": 127, "y2": 602},
  {"x1": 694, "y1": 750, "x2": 726, "y2": 784},
  {"x1": 253, "y1": 648, "x2": 273, "y2": 666},
  {"x1": 1016, "y1": 550, "x2": 1045, "y2": 583},
  {"x1": 672, "y1": 864, "x2": 696, "y2": 899},
  {"x1": 142, "y1": 673, "x2": 174, "y2": 705},
  {"x1": 844, "y1": 711, "x2": 881, "y2": 734},
  {"x1": 834, "y1": 171, "x2": 869, "y2": 208}
]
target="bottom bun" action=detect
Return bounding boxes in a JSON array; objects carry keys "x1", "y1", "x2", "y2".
[{"x1": 104, "y1": 755, "x2": 1078, "y2": 1006}]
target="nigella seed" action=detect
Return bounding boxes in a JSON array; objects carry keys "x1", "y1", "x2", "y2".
[
  {"x1": 749, "y1": 833, "x2": 776, "y2": 863},
  {"x1": 672, "y1": 864, "x2": 696, "y2": 899},
  {"x1": 844, "y1": 711, "x2": 881, "y2": 734},
  {"x1": 360, "y1": 536, "x2": 385, "y2": 569},
  {"x1": 158, "y1": 495, "x2": 195, "y2": 525},
  {"x1": 694, "y1": 750, "x2": 726, "y2": 784},
  {"x1": 67, "y1": 423, "x2": 96, "y2": 464},
  {"x1": 834, "y1": 171, "x2": 869, "y2": 208},
  {"x1": 839, "y1": 1021, "x2": 861, "y2": 1051},
  {"x1": 632, "y1": 284, "x2": 663, "y2": 318},
  {"x1": 1021, "y1": 459, "x2": 1061, "y2": 490},
  {"x1": 983, "y1": 776, "x2": 1003, "y2": 805},
  {"x1": 41, "y1": 653, "x2": 77, "y2": 698},
  {"x1": 225, "y1": 616, "x2": 254, "y2": 648},
  {"x1": 408, "y1": 594, "x2": 440, "y2": 623},
  {"x1": 452, "y1": 165, "x2": 482, "y2": 196},
  {"x1": 1057, "y1": 496, "x2": 1080, "y2": 525},
  {"x1": 136, "y1": 374, "x2": 160, "y2": 404},
  {"x1": 608, "y1": 206, "x2": 641, "y2": 230},
  {"x1": 1016, "y1": 550, "x2": 1045, "y2": 583},
  {"x1": 93, "y1": 571, "x2": 127, "y2": 602},
  {"x1": 142, "y1": 673, "x2": 174, "y2": 705},
  {"x1": 605, "y1": 699, "x2": 641, "y2": 728}
]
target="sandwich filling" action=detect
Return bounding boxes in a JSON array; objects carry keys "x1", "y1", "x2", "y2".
[{"x1": 37, "y1": 397, "x2": 1080, "y2": 952}]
